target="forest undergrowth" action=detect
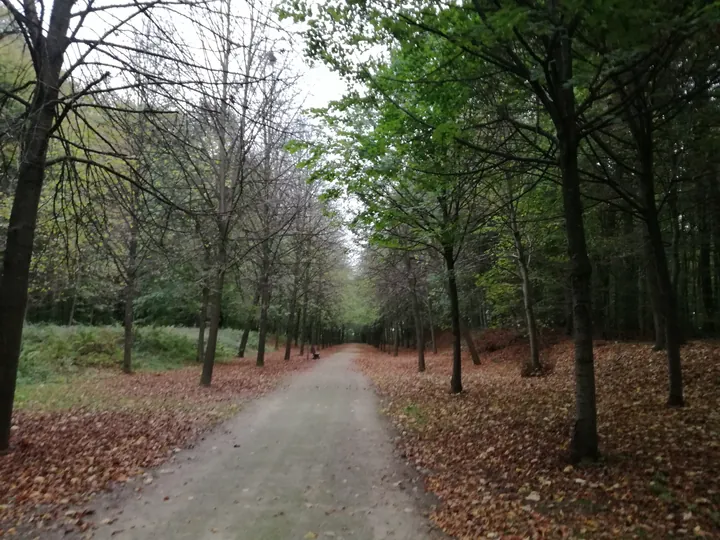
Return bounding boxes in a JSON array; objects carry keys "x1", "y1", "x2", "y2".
[
  {"x1": 355, "y1": 335, "x2": 720, "y2": 539},
  {"x1": 0, "y1": 345, "x2": 322, "y2": 536}
]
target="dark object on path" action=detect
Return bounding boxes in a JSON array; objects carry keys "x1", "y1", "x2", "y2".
[{"x1": 310, "y1": 346, "x2": 320, "y2": 360}]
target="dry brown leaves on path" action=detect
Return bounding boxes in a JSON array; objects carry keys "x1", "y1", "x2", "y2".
[
  {"x1": 0, "y1": 347, "x2": 324, "y2": 536},
  {"x1": 355, "y1": 340, "x2": 720, "y2": 539}
]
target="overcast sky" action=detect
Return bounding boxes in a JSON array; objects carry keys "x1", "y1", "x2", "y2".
[{"x1": 300, "y1": 61, "x2": 348, "y2": 110}]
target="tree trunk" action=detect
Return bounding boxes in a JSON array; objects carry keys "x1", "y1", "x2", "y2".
[
  {"x1": 641, "y1": 181, "x2": 684, "y2": 407},
  {"x1": 516, "y1": 247, "x2": 541, "y2": 373},
  {"x1": 427, "y1": 298, "x2": 437, "y2": 354},
  {"x1": 407, "y1": 257, "x2": 425, "y2": 372},
  {"x1": 122, "y1": 221, "x2": 138, "y2": 375},
  {"x1": 201, "y1": 259, "x2": 225, "y2": 386},
  {"x1": 638, "y1": 152, "x2": 684, "y2": 407},
  {"x1": 197, "y1": 283, "x2": 209, "y2": 362},
  {"x1": 238, "y1": 288, "x2": 260, "y2": 358},
  {"x1": 0, "y1": 0, "x2": 73, "y2": 451},
  {"x1": 393, "y1": 322, "x2": 400, "y2": 357},
  {"x1": 299, "y1": 291, "x2": 308, "y2": 356},
  {"x1": 122, "y1": 280, "x2": 135, "y2": 374},
  {"x1": 444, "y1": 245, "x2": 462, "y2": 394},
  {"x1": 556, "y1": 107, "x2": 598, "y2": 460},
  {"x1": 294, "y1": 308, "x2": 301, "y2": 346},
  {"x1": 697, "y1": 182, "x2": 715, "y2": 333},
  {"x1": 645, "y1": 241, "x2": 667, "y2": 350},
  {"x1": 462, "y1": 323, "x2": 481, "y2": 365},
  {"x1": 256, "y1": 260, "x2": 271, "y2": 367}
]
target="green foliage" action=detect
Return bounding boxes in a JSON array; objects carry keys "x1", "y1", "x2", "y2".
[
  {"x1": 340, "y1": 274, "x2": 379, "y2": 328},
  {"x1": 17, "y1": 324, "x2": 254, "y2": 384}
]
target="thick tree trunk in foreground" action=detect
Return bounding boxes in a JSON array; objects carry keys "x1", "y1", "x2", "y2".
[
  {"x1": 0, "y1": 0, "x2": 74, "y2": 451},
  {"x1": 444, "y1": 245, "x2": 462, "y2": 394},
  {"x1": 560, "y1": 135, "x2": 598, "y2": 462}
]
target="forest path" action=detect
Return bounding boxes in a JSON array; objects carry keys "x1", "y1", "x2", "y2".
[{"x1": 88, "y1": 346, "x2": 439, "y2": 540}]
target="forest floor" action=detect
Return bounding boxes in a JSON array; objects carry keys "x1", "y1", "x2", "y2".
[
  {"x1": 0, "y1": 345, "x2": 326, "y2": 537},
  {"x1": 355, "y1": 335, "x2": 720, "y2": 539}
]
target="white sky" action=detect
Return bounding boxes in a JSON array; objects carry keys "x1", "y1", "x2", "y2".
[{"x1": 299, "y1": 62, "x2": 347, "y2": 110}]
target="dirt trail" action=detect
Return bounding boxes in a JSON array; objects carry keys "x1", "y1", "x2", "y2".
[{"x1": 88, "y1": 346, "x2": 440, "y2": 540}]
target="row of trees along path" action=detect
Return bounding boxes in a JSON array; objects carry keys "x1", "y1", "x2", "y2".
[
  {"x1": 0, "y1": 0, "x2": 349, "y2": 451},
  {"x1": 281, "y1": 0, "x2": 720, "y2": 462}
]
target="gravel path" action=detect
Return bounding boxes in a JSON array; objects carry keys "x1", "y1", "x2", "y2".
[{"x1": 89, "y1": 346, "x2": 441, "y2": 540}]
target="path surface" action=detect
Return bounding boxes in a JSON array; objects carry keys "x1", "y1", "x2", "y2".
[{"x1": 88, "y1": 346, "x2": 440, "y2": 540}]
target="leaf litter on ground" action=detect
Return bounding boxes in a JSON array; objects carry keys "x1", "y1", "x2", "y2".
[{"x1": 355, "y1": 338, "x2": 720, "y2": 539}]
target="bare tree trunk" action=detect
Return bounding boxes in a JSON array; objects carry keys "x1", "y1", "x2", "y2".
[
  {"x1": 197, "y1": 283, "x2": 209, "y2": 362},
  {"x1": 0, "y1": 0, "x2": 74, "y2": 451},
  {"x1": 68, "y1": 287, "x2": 78, "y2": 326},
  {"x1": 122, "y1": 220, "x2": 138, "y2": 374},
  {"x1": 518, "y1": 256, "x2": 542, "y2": 374},
  {"x1": 462, "y1": 323, "x2": 481, "y2": 365},
  {"x1": 645, "y1": 242, "x2": 667, "y2": 350},
  {"x1": 122, "y1": 280, "x2": 135, "y2": 374},
  {"x1": 256, "y1": 253, "x2": 271, "y2": 367},
  {"x1": 507, "y1": 192, "x2": 542, "y2": 373},
  {"x1": 201, "y1": 240, "x2": 226, "y2": 386},
  {"x1": 641, "y1": 184, "x2": 684, "y2": 406},
  {"x1": 427, "y1": 297, "x2": 437, "y2": 354},
  {"x1": 299, "y1": 292, "x2": 308, "y2": 356},
  {"x1": 283, "y1": 251, "x2": 302, "y2": 360},
  {"x1": 444, "y1": 245, "x2": 462, "y2": 394},
  {"x1": 238, "y1": 288, "x2": 260, "y2": 358},
  {"x1": 393, "y1": 321, "x2": 400, "y2": 357},
  {"x1": 554, "y1": 82, "x2": 598, "y2": 461},
  {"x1": 407, "y1": 256, "x2": 425, "y2": 372},
  {"x1": 294, "y1": 307, "x2": 301, "y2": 346},
  {"x1": 698, "y1": 182, "x2": 715, "y2": 333}
]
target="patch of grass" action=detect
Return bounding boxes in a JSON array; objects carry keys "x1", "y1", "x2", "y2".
[
  {"x1": 17, "y1": 324, "x2": 265, "y2": 385},
  {"x1": 14, "y1": 380, "x2": 100, "y2": 410}
]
